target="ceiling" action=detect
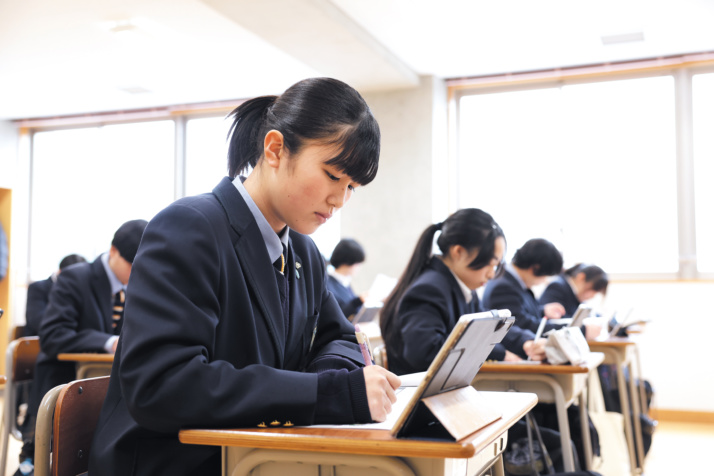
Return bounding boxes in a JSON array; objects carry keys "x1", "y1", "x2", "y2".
[{"x1": 1, "y1": 0, "x2": 714, "y2": 120}]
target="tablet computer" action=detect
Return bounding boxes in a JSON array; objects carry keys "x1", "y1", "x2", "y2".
[
  {"x1": 391, "y1": 309, "x2": 515, "y2": 440},
  {"x1": 351, "y1": 303, "x2": 382, "y2": 324},
  {"x1": 569, "y1": 304, "x2": 592, "y2": 328}
]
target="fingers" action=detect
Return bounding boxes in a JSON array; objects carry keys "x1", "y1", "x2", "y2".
[{"x1": 363, "y1": 366, "x2": 401, "y2": 422}]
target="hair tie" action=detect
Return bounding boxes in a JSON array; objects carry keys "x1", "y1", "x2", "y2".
[{"x1": 435, "y1": 222, "x2": 444, "y2": 230}]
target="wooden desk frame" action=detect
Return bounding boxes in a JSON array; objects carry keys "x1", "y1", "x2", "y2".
[
  {"x1": 472, "y1": 352, "x2": 604, "y2": 472},
  {"x1": 179, "y1": 392, "x2": 537, "y2": 476}
]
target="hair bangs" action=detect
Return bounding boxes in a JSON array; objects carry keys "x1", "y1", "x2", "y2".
[{"x1": 324, "y1": 115, "x2": 380, "y2": 186}]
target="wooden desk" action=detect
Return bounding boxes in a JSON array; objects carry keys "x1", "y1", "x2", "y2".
[
  {"x1": 472, "y1": 352, "x2": 605, "y2": 472},
  {"x1": 588, "y1": 337, "x2": 645, "y2": 475},
  {"x1": 179, "y1": 391, "x2": 537, "y2": 476},
  {"x1": 56, "y1": 353, "x2": 114, "y2": 379}
]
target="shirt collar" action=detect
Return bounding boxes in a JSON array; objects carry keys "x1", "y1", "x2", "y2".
[
  {"x1": 232, "y1": 176, "x2": 290, "y2": 263},
  {"x1": 445, "y1": 264, "x2": 474, "y2": 304},
  {"x1": 506, "y1": 263, "x2": 528, "y2": 291},
  {"x1": 565, "y1": 274, "x2": 579, "y2": 297},
  {"x1": 328, "y1": 267, "x2": 352, "y2": 288},
  {"x1": 100, "y1": 252, "x2": 125, "y2": 295}
]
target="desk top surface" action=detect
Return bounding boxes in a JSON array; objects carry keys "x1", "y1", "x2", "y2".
[
  {"x1": 179, "y1": 391, "x2": 537, "y2": 459},
  {"x1": 480, "y1": 351, "x2": 604, "y2": 374},
  {"x1": 587, "y1": 337, "x2": 637, "y2": 347},
  {"x1": 56, "y1": 353, "x2": 114, "y2": 363}
]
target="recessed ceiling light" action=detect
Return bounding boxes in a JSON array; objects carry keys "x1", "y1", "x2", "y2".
[
  {"x1": 601, "y1": 32, "x2": 645, "y2": 46},
  {"x1": 109, "y1": 22, "x2": 137, "y2": 34},
  {"x1": 118, "y1": 86, "x2": 152, "y2": 95}
]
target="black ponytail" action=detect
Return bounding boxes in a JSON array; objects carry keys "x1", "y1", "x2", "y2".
[
  {"x1": 380, "y1": 208, "x2": 504, "y2": 351},
  {"x1": 226, "y1": 77, "x2": 380, "y2": 184},
  {"x1": 227, "y1": 96, "x2": 277, "y2": 177}
]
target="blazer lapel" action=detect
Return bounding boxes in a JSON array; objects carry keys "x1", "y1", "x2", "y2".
[
  {"x1": 90, "y1": 258, "x2": 111, "y2": 334},
  {"x1": 213, "y1": 178, "x2": 286, "y2": 365},
  {"x1": 284, "y1": 237, "x2": 309, "y2": 367}
]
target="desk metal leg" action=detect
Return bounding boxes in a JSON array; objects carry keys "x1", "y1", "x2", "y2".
[
  {"x1": 491, "y1": 454, "x2": 505, "y2": 476},
  {"x1": 634, "y1": 345, "x2": 649, "y2": 417},
  {"x1": 609, "y1": 351, "x2": 638, "y2": 475},
  {"x1": 474, "y1": 374, "x2": 576, "y2": 472},
  {"x1": 579, "y1": 387, "x2": 592, "y2": 470},
  {"x1": 628, "y1": 360, "x2": 646, "y2": 469}
]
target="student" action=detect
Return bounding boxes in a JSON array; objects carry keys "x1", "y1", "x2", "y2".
[
  {"x1": 24, "y1": 253, "x2": 87, "y2": 337},
  {"x1": 482, "y1": 238, "x2": 566, "y2": 335},
  {"x1": 88, "y1": 78, "x2": 400, "y2": 476},
  {"x1": 326, "y1": 238, "x2": 367, "y2": 319},
  {"x1": 540, "y1": 263, "x2": 609, "y2": 317},
  {"x1": 379, "y1": 208, "x2": 547, "y2": 376},
  {"x1": 15, "y1": 220, "x2": 147, "y2": 476}
]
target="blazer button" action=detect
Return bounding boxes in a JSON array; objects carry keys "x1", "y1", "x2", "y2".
[
  {"x1": 257, "y1": 422, "x2": 267, "y2": 428},
  {"x1": 284, "y1": 421, "x2": 294, "y2": 427},
  {"x1": 270, "y1": 420, "x2": 281, "y2": 426}
]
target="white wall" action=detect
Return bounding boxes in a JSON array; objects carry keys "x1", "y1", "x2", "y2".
[{"x1": 343, "y1": 76, "x2": 448, "y2": 293}]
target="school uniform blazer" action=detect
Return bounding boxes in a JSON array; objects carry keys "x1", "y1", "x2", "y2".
[
  {"x1": 326, "y1": 275, "x2": 363, "y2": 318},
  {"x1": 29, "y1": 258, "x2": 115, "y2": 417},
  {"x1": 386, "y1": 258, "x2": 479, "y2": 375},
  {"x1": 88, "y1": 177, "x2": 368, "y2": 476},
  {"x1": 481, "y1": 271, "x2": 562, "y2": 335},
  {"x1": 540, "y1": 274, "x2": 580, "y2": 317},
  {"x1": 24, "y1": 276, "x2": 53, "y2": 336}
]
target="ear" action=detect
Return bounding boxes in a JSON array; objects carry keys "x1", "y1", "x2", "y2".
[
  {"x1": 450, "y1": 245, "x2": 467, "y2": 262},
  {"x1": 263, "y1": 130, "x2": 285, "y2": 170}
]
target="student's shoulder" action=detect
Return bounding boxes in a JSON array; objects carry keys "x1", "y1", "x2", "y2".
[{"x1": 546, "y1": 274, "x2": 568, "y2": 290}]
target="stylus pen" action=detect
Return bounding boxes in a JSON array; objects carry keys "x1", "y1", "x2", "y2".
[
  {"x1": 354, "y1": 324, "x2": 373, "y2": 366},
  {"x1": 527, "y1": 317, "x2": 548, "y2": 361}
]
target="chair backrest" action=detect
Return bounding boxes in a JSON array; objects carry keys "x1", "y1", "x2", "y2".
[
  {"x1": 372, "y1": 343, "x2": 388, "y2": 370},
  {"x1": 52, "y1": 376, "x2": 110, "y2": 476},
  {"x1": 11, "y1": 325, "x2": 26, "y2": 341},
  {"x1": 10, "y1": 336, "x2": 40, "y2": 383}
]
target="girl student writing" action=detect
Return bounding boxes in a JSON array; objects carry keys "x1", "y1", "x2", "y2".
[
  {"x1": 540, "y1": 263, "x2": 609, "y2": 316},
  {"x1": 89, "y1": 78, "x2": 400, "y2": 476},
  {"x1": 379, "y1": 208, "x2": 548, "y2": 377}
]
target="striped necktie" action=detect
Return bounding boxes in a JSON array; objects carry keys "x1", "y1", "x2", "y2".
[{"x1": 112, "y1": 289, "x2": 125, "y2": 335}]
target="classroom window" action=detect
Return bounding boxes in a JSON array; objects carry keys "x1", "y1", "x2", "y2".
[
  {"x1": 30, "y1": 121, "x2": 175, "y2": 281},
  {"x1": 693, "y1": 72, "x2": 714, "y2": 273},
  {"x1": 458, "y1": 76, "x2": 677, "y2": 274},
  {"x1": 185, "y1": 116, "x2": 233, "y2": 196}
]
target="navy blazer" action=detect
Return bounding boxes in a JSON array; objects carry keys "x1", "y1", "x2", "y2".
[
  {"x1": 482, "y1": 270, "x2": 562, "y2": 335},
  {"x1": 25, "y1": 276, "x2": 53, "y2": 336},
  {"x1": 384, "y1": 258, "x2": 537, "y2": 371},
  {"x1": 29, "y1": 258, "x2": 115, "y2": 417},
  {"x1": 326, "y1": 275, "x2": 363, "y2": 318},
  {"x1": 540, "y1": 274, "x2": 580, "y2": 317},
  {"x1": 386, "y1": 258, "x2": 478, "y2": 375},
  {"x1": 89, "y1": 178, "x2": 367, "y2": 476}
]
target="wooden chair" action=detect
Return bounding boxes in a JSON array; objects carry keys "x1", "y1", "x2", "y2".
[
  {"x1": 34, "y1": 376, "x2": 110, "y2": 476},
  {"x1": 371, "y1": 342, "x2": 388, "y2": 369},
  {"x1": 11, "y1": 325, "x2": 27, "y2": 341},
  {"x1": 0, "y1": 337, "x2": 41, "y2": 476}
]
